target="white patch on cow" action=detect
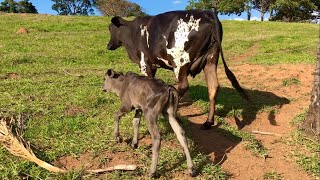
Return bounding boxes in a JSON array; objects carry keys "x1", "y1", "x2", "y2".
[
  {"x1": 140, "y1": 25, "x2": 150, "y2": 48},
  {"x1": 166, "y1": 15, "x2": 201, "y2": 78},
  {"x1": 140, "y1": 52, "x2": 147, "y2": 76},
  {"x1": 157, "y1": 57, "x2": 172, "y2": 67},
  {"x1": 162, "y1": 35, "x2": 168, "y2": 46}
]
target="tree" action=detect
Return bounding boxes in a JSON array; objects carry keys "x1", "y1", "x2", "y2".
[
  {"x1": 126, "y1": 2, "x2": 146, "y2": 17},
  {"x1": 0, "y1": 0, "x2": 18, "y2": 13},
  {"x1": 252, "y1": 0, "x2": 276, "y2": 21},
  {"x1": 96, "y1": 0, "x2": 146, "y2": 17},
  {"x1": 17, "y1": 0, "x2": 37, "y2": 13},
  {"x1": 302, "y1": 35, "x2": 320, "y2": 140},
  {"x1": 0, "y1": 0, "x2": 37, "y2": 13},
  {"x1": 51, "y1": 0, "x2": 96, "y2": 15},
  {"x1": 186, "y1": 0, "x2": 254, "y2": 20},
  {"x1": 270, "y1": 0, "x2": 317, "y2": 22}
]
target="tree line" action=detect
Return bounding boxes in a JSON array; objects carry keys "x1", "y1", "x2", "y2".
[
  {"x1": 0, "y1": 0, "x2": 37, "y2": 13},
  {"x1": 0, "y1": 0, "x2": 146, "y2": 17},
  {"x1": 187, "y1": 0, "x2": 320, "y2": 22},
  {"x1": 0, "y1": 0, "x2": 319, "y2": 22}
]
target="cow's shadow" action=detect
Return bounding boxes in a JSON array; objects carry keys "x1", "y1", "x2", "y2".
[
  {"x1": 173, "y1": 85, "x2": 290, "y2": 175},
  {"x1": 187, "y1": 85, "x2": 290, "y2": 128}
]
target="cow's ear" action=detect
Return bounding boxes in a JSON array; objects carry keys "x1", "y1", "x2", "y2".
[
  {"x1": 111, "y1": 16, "x2": 128, "y2": 27},
  {"x1": 106, "y1": 69, "x2": 114, "y2": 77}
]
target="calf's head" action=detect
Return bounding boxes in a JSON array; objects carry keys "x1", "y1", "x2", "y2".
[
  {"x1": 107, "y1": 17, "x2": 129, "y2": 50},
  {"x1": 102, "y1": 69, "x2": 124, "y2": 96}
]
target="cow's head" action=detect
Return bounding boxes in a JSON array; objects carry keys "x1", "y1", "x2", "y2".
[
  {"x1": 107, "y1": 17, "x2": 129, "y2": 50},
  {"x1": 102, "y1": 69, "x2": 124, "y2": 96}
]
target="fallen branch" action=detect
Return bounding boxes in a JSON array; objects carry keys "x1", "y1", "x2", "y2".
[
  {"x1": 0, "y1": 117, "x2": 136, "y2": 174},
  {"x1": 63, "y1": 70, "x2": 83, "y2": 78},
  {"x1": 251, "y1": 130, "x2": 281, "y2": 137},
  {"x1": 86, "y1": 165, "x2": 137, "y2": 173}
]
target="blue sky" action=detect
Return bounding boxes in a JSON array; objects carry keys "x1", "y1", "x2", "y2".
[{"x1": 0, "y1": 0, "x2": 269, "y2": 21}]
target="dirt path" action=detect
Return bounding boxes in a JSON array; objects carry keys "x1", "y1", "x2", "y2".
[{"x1": 179, "y1": 63, "x2": 315, "y2": 179}]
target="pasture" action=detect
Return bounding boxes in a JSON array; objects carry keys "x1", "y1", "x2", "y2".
[{"x1": 0, "y1": 13, "x2": 319, "y2": 179}]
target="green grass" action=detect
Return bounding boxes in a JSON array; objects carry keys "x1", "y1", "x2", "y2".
[
  {"x1": 263, "y1": 170, "x2": 283, "y2": 180},
  {"x1": 286, "y1": 112, "x2": 320, "y2": 178},
  {"x1": 282, "y1": 78, "x2": 300, "y2": 86},
  {"x1": 0, "y1": 13, "x2": 318, "y2": 179},
  {"x1": 222, "y1": 21, "x2": 318, "y2": 64}
]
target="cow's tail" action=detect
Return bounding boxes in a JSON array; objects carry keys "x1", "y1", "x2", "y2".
[
  {"x1": 211, "y1": 11, "x2": 249, "y2": 101},
  {"x1": 168, "y1": 85, "x2": 179, "y2": 117}
]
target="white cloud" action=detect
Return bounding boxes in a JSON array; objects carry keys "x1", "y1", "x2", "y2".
[{"x1": 173, "y1": 0, "x2": 182, "y2": 4}]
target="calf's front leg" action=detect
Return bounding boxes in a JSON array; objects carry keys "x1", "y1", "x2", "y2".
[
  {"x1": 131, "y1": 109, "x2": 142, "y2": 148},
  {"x1": 114, "y1": 107, "x2": 129, "y2": 143}
]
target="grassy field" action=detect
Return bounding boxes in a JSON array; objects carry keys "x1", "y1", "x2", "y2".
[{"x1": 0, "y1": 13, "x2": 319, "y2": 179}]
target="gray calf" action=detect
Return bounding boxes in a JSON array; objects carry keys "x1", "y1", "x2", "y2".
[{"x1": 102, "y1": 69, "x2": 195, "y2": 177}]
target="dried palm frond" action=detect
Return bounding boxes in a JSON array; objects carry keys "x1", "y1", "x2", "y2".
[
  {"x1": 0, "y1": 117, "x2": 136, "y2": 173},
  {"x1": 0, "y1": 117, "x2": 66, "y2": 173}
]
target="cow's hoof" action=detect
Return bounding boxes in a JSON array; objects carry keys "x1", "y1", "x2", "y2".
[
  {"x1": 116, "y1": 136, "x2": 122, "y2": 143},
  {"x1": 200, "y1": 121, "x2": 214, "y2": 130},
  {"x1": 188, "y1": 167, "x2": 196, "y2": 177}
]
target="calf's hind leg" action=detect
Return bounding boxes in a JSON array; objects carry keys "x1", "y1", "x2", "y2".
[
  {"x1": 144, "y1": 111, "x2": 161, "y2": 177},
  {"x1": 163, "y1": 110, "x2": 195, "y2": 176}
]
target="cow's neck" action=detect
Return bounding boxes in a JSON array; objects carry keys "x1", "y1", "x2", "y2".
[
  {"x1": 120, "y1": 25, "x2": 142, "y2": 64},
  {"x1": 119, "y1": 26, "x2": 135, "y2": 50}
]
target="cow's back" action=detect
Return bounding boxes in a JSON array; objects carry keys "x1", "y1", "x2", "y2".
[{"x1": 141, "y1": 10, "x2": 220, "y2": 77}]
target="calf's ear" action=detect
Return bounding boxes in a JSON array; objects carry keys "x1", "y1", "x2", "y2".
[
  {"x1": 111, "y1": 16, "x2": 128, "y2": 27},
  {"x1": 106, "y1": 69, "x2": 114, "y2": 77}
]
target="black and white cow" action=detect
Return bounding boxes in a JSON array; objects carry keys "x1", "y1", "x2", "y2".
[{"x1": 107, "y1": 9, "x2": 248, "y2": 129}]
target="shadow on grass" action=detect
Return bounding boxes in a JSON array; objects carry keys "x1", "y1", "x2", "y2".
[{"x1": 188, "y1": 85, "x2": 290, "y2": 127}]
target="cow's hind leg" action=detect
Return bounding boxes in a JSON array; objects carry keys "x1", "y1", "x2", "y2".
[
  {"x1": 202, "y1": 49, "x2": 220, "y2": 130},
  {"x1": 131, "y1": 109, "x2": 142, "y2": 148},
  {"x1": 177, "y1": 65, "x2": 190, "y2": 98},
  {"x1": 144, "y1": 111, "x2": 161, "y2": 177},
  {"x1": 163, "y1": 109, "x2": 195, "y2": 176}
]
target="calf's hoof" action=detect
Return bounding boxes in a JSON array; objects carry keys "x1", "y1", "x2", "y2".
[
  {"x1": 148, "y1": 172, "x2": 157, "y2": 178},
  {"x1": 131, "y1": 143, "x2": 138, "y2": 149},
  {"x1": 200, "y1": 121, "x2": 214, "y2": 130},
  {"x1": 188, "y1": 167, "x2": 196, "y2": 177},
  {"x1": 116, "y1": 136, "x2": 122, "y2": 143}
]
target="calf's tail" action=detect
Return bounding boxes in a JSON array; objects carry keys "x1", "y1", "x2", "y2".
[
  {"x1": 211, "y1": 11, "x2": 249, "y2": 101},
  {"x1": 168, "y1": 85, "x2": 179, "y2": 117}
]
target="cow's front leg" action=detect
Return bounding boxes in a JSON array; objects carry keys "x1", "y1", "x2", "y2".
[
  {"x1": 177, "y1": 65, "x2": 189, "y2": 98},
  {"x1": 202, "y1": 52, "x2": 220, "y2": 130},
  {"x1": 114, "y1": 106, "x2": 130, "y2": 143},
  {"x1": 146, "y1": 65, "x2": 157, "y2": 77}
]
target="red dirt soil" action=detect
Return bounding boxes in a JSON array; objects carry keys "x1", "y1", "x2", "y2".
[{"x1": 180, "y1": 63, "x2": 315, "y2": 179}]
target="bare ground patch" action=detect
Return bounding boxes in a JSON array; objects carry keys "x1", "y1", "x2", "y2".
[{"x1": 179, "y1": 63, "x2": 314, "y2": 179}]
